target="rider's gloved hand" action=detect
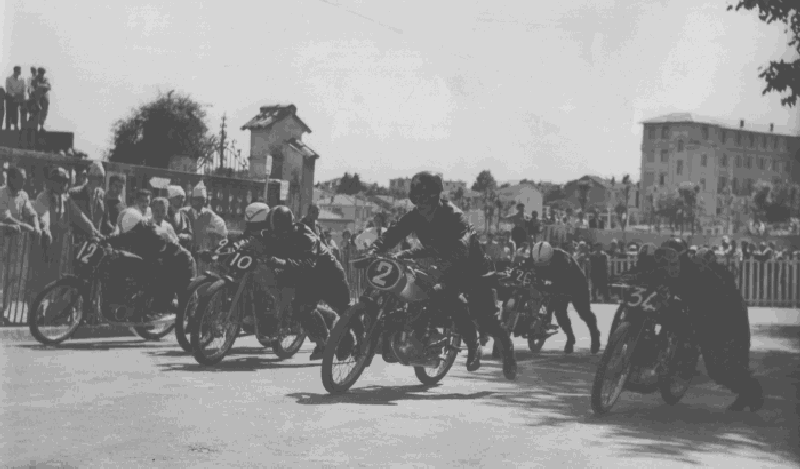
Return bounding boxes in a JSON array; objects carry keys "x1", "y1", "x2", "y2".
[
  {"x1": 198, "y1": 250, "x2": 214, "y2": 263},
  {"x1": 266, "y1": 256, "x2": 287, "y2": 268},
  {"x1": 393, "y1": 249, "x2": 413, "y2": 260}
]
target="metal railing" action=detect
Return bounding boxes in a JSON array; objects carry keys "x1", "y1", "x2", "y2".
[{"x1": 2, "y1": 231, "x2": 798, "y2": 325}]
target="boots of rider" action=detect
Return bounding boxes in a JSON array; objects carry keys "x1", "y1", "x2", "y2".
[
  {"x1": 301, "y1": 308, "x2": 329, "y2": 360},
  {"x1": 553, "y1": 308, "x2": 576, "y2": 353},
  {"x1": 583, "y1": 313, "x2": 601, "y2": 354},
  {"x1": 728, "y1": 375, "x2": 764, "y2": 412},
  {"x1": 471, "y1": 291, "x2": 516, "y2": 379}
]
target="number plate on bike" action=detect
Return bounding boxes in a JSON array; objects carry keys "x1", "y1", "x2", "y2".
[
  {"x1": 510, "y1": 268, "x2": 533, "y2": 286},
  {"x1": 365, "y1": 259, "x2": 402, "y2": 290},
  {"x1": 624, "y1": 285, "x2": 661, "y2": 313},
  {"x1": 75, "y1": 241, "x2": 103, "y2": 267},
  {"x1": 228, "y1": 249, "x2": 257, "y2": 273}
]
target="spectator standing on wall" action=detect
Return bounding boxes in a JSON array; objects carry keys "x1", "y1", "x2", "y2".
[
  {"x1": 5, "y1": 66, "x2": 26, "y2": 131},
  {"x1": 101, "y1": 175, "x2": 126, "y2": 236},
  {"x1": 0, "y1": 167, "x2": 40, "y2": 235},
  {"x1": 69, "y1": 161, "x2": 106, "y2": 232},
  {"x1": 32, "y1": 68, "x2": 51, "y2": 131}
]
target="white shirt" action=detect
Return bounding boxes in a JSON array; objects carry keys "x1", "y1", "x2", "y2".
[
  {"x1": 5, "y1": 75, "x2": 26, "y2": 99},
  {"x1": 117, "y1": 206, "x2": 151, "y2": 233},
  {"x1": 356, "y1": 227, "x2": 383, "y2": 250}
]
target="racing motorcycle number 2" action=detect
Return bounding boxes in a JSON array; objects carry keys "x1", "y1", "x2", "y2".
[{"x1": 366, "y1": 259, "x2": 402, "y2": 290}]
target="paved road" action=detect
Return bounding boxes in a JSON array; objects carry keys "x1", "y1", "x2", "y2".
[{"x1": 2, "y1": 306, "x2": 798, "y2": 468}]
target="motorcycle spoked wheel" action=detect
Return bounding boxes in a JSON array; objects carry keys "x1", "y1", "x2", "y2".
[
  {"x1": 591, "y1": 322, "x2": 640, "y2": 416},
  {"x1": 270, "y1": 316, "x2": 306, "y2": 360},
  {"x1": 175, "y1": 277, "x2": 215, "y2": 353},
  {"x1": 190, "y1": 280, "x2": 242, "y2": 366},
  {"x1": 414, "y1": 322, "x2": 461, "y2": 385},
  {"x1": 133, "y1": 295, "x2": 177, "y2": 341},
  {"x1": 28, "y1": 278, "x2": 87, "y2": 346},
  {"x1": 658, "y1": 332, "x2": 700, "y2": 405},
  {"x1": 321, "y1": 302, "x2": 376, "y2": 394},
  {"x1": 527, "y1": 302, "x2": 552, "y2": 353}
]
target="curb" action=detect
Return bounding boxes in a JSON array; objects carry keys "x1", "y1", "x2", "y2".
[{"x1": 0, "y1": 325, "x2": 136, "y2": 341}]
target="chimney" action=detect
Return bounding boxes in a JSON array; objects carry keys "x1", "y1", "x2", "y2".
[
  {"x1": 770, "y1": 123, "x2": 774, "y2": 133},
  {"x1": 740, "y1": 120, "x2": 744, "y2": 129}
]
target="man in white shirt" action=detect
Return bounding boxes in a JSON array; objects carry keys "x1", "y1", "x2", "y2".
[
  {"x1": 117, "y1": 189, "x2": 152, "y2": 233},
  {"x1": 0, "y1": 167, "x2": 39, "y2": 233},
  {"x1": 5, "y1": 66, "x2": 26, "y2": 130}
]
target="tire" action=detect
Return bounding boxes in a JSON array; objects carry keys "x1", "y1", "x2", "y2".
[
  {"x1": 414, "y1": 324, "x2": 461, "y2": 385},
  {"x1": 591, "y1": 322, "x2": 639, "y2": 416},
  {"x1": 527, "y1": 302, "x2": 550, "y2": 353},
  {"x1": 659, "y1": 332, "x2": 700, "y2": 405},
  {"x1": 175, "y1": 276, "x2": 215, "y2": 353},
  {"x1": 321, "y1": 302, "x2": 375, "y2": 394},
  {"x1": 190, "y1": 280, "x2": 242, "y2": 366},
  {"x1": 133, "y1": 303, "x2": 176, "y2": 340},
  {"x1": 272, "y1": 331, "x2": 306, "y2": 359},
  {"x1": 28, "y1": 278, "x2": 86, "y2": 346},
  {"x1": 608, "y1": 305, "x2": 626, "y2": 343}
]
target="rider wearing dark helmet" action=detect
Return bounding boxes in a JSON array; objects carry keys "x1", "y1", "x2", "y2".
[
  {"x1": 630, "y1": 238, "x2": 763, "y2": 411},
  {"x1": 526, "y1": 241, "x2": 602, "y2": 354},
  {"x1": 262, "y1": 205, "x2": 348, "y2": 360},
  {"x1": 370, "y1": 171, "x2": 518, "y2": 380}
]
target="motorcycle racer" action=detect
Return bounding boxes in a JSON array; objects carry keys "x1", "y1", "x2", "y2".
[
  {"x1": 262, "y1": 205, "x2": 346, "y2": 361},
  {"x1": 526, "y1": 241, "x2": 602, "y2": 354},
  {"x1": 370, "y1": 171, "x2": 517, "y2": 380}
]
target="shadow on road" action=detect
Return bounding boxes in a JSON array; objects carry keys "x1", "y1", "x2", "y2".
[
  {"x1": 16, "y1": 339, "x2": 175, "y2": 351},
  {"x1": 147, "y1": 346, "x2": 272, "y2": 358},
  {"x1": 470, "y1": 325, "x2": 800, "y2": 466},
  {"x1": 287, "y1": 385, "x2": 494, "y2": 407},
  {"x1": 155, "y1": 355, "x2": 321, "y2": 372}
]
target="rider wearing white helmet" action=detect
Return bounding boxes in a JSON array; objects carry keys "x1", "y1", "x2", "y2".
[
  {"x1": 528, "y1": 240, "x2": 601, "y2": 354},
  {"x1": 243, "y1": 201, "x2": 271, "y2": 237}
]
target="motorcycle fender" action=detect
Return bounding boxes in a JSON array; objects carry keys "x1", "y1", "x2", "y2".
[{"x1": 56, "y1": 274, "x2": 90, "y2": 292}]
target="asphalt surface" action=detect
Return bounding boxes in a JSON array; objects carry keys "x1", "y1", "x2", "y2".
[{"x1": 1, "y1": 305, "x2": 798, "y2": 468}]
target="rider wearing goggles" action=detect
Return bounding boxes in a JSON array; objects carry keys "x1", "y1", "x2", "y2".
[
  {"x1": 370, "y1": 171, "x2": 518, "y2": 380},
  {"x1": 527, "y1": 241, "x2": 602, "y2": 354},
  {"x1": 263, "y1": 205, "x2": 347, "y2": 360}
]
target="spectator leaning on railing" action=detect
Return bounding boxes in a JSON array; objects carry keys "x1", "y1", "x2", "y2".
[
  {"x1": 0, "y1": 167, "x2": 40, "y2": 236},
  {"x1": 69, "y1": 161, "x2": 106, "y2": 232}
]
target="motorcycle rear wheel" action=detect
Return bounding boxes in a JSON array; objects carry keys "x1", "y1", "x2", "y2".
[
  {"x1": 191, "y1": 280, "x2": 242, "y2": 366},
  {"x1": 321, "y1": 302, "x2": 374, "y2": 394},
  {"x1": 658, "y1": 331, "x2": 699, "y2": 405},
  {"x1": 133, "y1": 301, "x2": 176, "y2": 340},
  {"x1": 28, "y1": 278, "x2": 86, "y2": 345},
  {"x1": 414, "y1": 324, "x2": 460, "y2": 385},
  {"x1": 591, "y1": 322, "x2": 639, "y2": 416}
]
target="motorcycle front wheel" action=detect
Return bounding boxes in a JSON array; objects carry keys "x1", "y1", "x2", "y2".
[
  {"x1": 658, "y1": 331, "x2": 700, "y2": 405},
  {"x1": 28, "y1": 278, "x2": 86, "y2": 345},
  {"x1": 175, "y1": 276, "x2": 215, "y2": 353},
  {"x1": 591, "y1": 322, "x2": 639, "y2": 415},
  {"x1": 190, "y1": 280, "x2": 242, "y2": 366},
  {"x1": 321, "y1": 302, "x2": 375, "y2": 394}
]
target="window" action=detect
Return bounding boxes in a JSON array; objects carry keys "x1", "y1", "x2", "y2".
[
  {"x1": 643, "y1": 171, "x2": 655, "y2": 187},
  {"x1": 762, "y1": 135, "x2": 767, "y2": 148},
  {"x1": 659, "y1": 173, "x2": 666, "y2": 186},
  {"x1": 773, "y1": 177, "x2": 782, "y2": 185},
  {"x1": 661, "y1": 125, "x2": 669, "y2": 139},
  {"x1": 701, "y1": 154, "x2": 708, "y2": 167},
  {"x1": 749, "y1": 134, "x2": 755, "y2": 147},
  {"x1": 676, "y1": 160, "x2": 684, "y2": 176},
  {"x1": 736, "y1": 132, "x2": 742, "y2": 146},
  {"x1": 721, "y1": 154, "x2": 728, "y2": 167},
  {"x1": 771, "y1": 159, "x2": 778, "y2": 172},
  {"x1": 702, "y1": 126, "x2": 709, "y2": 140},
  {"x1": 720, "y1": 130, "x2": 727, "y2": 144},
  {"x1": 785, "y1": 161, "x2": 791, "y2": 173},
  {"x1": 717, "y1": 176, "x2": 727, "y2": 193},
  {"x1": 646, "y1": 150, "x2": 654, "y2": 162},
  {"x1": 660, "y1": 149, "x2": 669, "y2": 163},
  {"x1": 776, "y1": 137, "x2": 783, "y2": 150},
  {"x1": 700, "y1": 178, "x2": 706, "y2": 191},
  {"x1": 648, "y1": 126, "x2": 656, "y2": 139},
  {"x1": 678, "y1": 140, "x2": 684, "y2": 152},
  {"x1": 732, "y1": 178, "x2": 740, "y2": 194},
  {"x1": 745, "y1": 156, "x2": 752, "y2": 169},
  {"x1": 757, "y1": 157, "x2": 765, "y2": 170},
  {"x1": 735, "y1": 155, "x2": 742, "y2": 168}
]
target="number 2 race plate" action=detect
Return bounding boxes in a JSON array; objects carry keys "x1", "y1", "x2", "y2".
[{"x1": 365, "y1": 259, "x2": 402, "y2": 290}]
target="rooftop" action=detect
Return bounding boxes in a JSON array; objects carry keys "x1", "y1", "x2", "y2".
[
  {"x1": 641, "y1": 113, "x2": 798, "y2": 137},
  {"x1": 241, "y1": 104, "x2": 312, "y2": 133},
  {"x1": 286, "y1": 138, "x2": 319, "y2": 159}
]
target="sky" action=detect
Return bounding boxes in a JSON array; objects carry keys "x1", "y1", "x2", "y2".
[{"x1": 2, "y1": 0, "x2": 799, "y2": 186}]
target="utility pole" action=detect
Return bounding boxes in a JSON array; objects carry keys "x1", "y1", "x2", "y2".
[{"x1": 219, "y1": 113, "x2": 227, "y2": 171}]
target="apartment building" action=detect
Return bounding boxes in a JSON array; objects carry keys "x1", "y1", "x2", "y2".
[{"x1": 639, "y1": 113, "x2": 799, "y2": 225}]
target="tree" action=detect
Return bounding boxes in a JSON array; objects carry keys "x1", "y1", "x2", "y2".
[
  {"x1": 471, "y1": 170, "x2": 496, "y2": 193},
  {"x1": 336, "y1": 172, "x2": 365, "y2": 195},
  {"x1": 751, "y1": 180, "x2": 792, "y2": 227},
  {"x1": 108, "y1": 90, "x2": 214, "y2": 168},
  {"x1": 519, "y1": 178, "x2": 535, "y2": 185},
  {"x1": 728, "y1": 1, "x2": 800, "y2": 107}
]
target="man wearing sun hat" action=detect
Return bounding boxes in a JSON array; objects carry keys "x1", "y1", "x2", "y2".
[
  {"x1": 166, "y1": 185, "x2": 193, "y2": 250},
  {"x1": 185, "y1": 181, "x2": 227, "y2": 252}
]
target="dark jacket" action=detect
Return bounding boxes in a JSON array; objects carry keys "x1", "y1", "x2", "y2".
[
  {"x1": 269, "y1": 222, "x2": 340, "y2": 283},
  {"x1": 372, "y1": 199, "x2": 485, "y2": 273},
  {"x1": 101, "y1": 196, "x2": 125, "y2": 236},
  {"x1": 69, "y1": 185, "x2": 105, "y2": 232},
  {"x1": 108, "y1": 221, "x2": 183, "y2": 260}
]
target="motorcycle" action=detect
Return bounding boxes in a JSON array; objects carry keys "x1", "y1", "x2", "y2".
[
  {"x1": 189, "y1": 235, "x2": 310, "y2": 366},
  {"x1": 320, "y1": 253, "x2": 466, "y2": 394},
  {"x1": 29, "y1": 239, "x2": 178, "y2": 345},
  {"x1": 491, "y1": 267, "x2": 563, "y2": 353},
  {"x1": 590, "y1": 268, "x2": 700, "y2": 415}
]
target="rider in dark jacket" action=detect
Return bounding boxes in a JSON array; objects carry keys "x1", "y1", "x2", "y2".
[
  {"x1": 106, "y1": 218, "x2": 194, "y2": 317},
  {"x1": 263, "y1": 205, "x2": 346, "y2": 360},
  {"x1": 526, "y1": 241, "x2": 602, "y2": 354},
  {"x1": 631, "y1": 239, "x2": 763, "y2": 411},
  {"x1": 370, "y1": 172, "x2": 517, "y2": 380}
]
